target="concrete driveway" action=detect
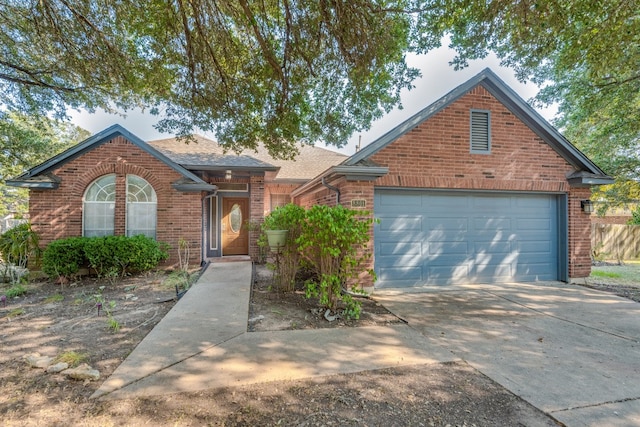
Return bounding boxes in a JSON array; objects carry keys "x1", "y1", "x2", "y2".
[{"x1": 374, "y1": 282, "x2": 640, "y2": 427}]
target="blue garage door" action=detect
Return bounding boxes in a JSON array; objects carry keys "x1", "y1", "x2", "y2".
[{"x1": 374, "y1": 190, "x2": 560, "y2": 287}]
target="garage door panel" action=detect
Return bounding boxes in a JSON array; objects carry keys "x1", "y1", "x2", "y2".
[
  {"x1": 379, "y1": 192, "x2": 421, "y2": 207},
  {"x1": 515, "y1": 197, "x2": 552, "y2": 209},
  {"x1": 378, "y1": 266, "x2": 422, "y2": 285},
  {"x1": 375, "y1": 190, "x2": 559, "y2": 287},
  {"x1": 378, "y1": 215, "x2": 422, "y2": 231},
  {"x1": 518, "y1": 240, "x2": 552, "y2": 253},
  {"x1": 427, "y1": 217, "x2": 468, "y2": 232},
  {"x1": 426, "y1": 194, "x2": 469, "y2": 209},
  {"x1": 379, "y1": 241, "x2": 421, "y2": 256},
  {"x1": 473, "y1": 218, "x2": 512, "y2": 232},
  {"x1": 473, "y1": 241, "x2": 511, "y2": 253},
  {"x1": 428, "y1": 241, "x2": 469, "y2": 255},
  {"x1": 472, "y1": 196, "x2": 511, "y2": 211},
  {"x1": 428, "y1": 264, "x2": 471, "y2": 283},
  {"x1": 472, "y1": 264, "x2": 513, "y2": 280},
  {"x1": 516, "y1": 218, "x2": 551, "y2": 231}
]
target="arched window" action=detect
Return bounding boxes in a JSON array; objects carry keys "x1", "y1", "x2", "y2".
[
  {"x1": 83, "y1": 174, "x2": 116, "y2": 237},
  {"x1": 126, "y1": 175, "x2": 157, "y2": 238}
]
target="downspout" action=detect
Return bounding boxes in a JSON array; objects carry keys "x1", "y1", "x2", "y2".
[{"x1": 321, "y1": 177, "x2": 340, "y2": 205}]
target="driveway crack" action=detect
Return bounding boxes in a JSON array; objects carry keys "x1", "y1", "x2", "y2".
[
  {"x1": 550, "y1": 396, "x2": 640, "y2": 413},
  {"x1": 484, "y1": 290, "x2": 639, "y2": 343}
]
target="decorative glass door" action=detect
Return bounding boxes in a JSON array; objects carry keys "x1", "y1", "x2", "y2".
[{"x1": 221, "y1": 198, "x2": 249, "y2": 255}]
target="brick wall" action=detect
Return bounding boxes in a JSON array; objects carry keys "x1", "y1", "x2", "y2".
[
  {"x1": 295, "y1": 85, "x2": 593, "y2": 285},
  {"x1": 249, "y1": 174, "x2": 265, "y2": 260},
  {"x1": 29, "y1": 136, "x2": 202, "y2": 267},
  {"x1": 569, "y1": 187, "x2": 593, "y2": 279},
  {"x1": 370, "y1": 87, "x2": 571, "y2": 193},
  {"x1": 264, "y1": 183, "x2": 300, "y2": 214}
]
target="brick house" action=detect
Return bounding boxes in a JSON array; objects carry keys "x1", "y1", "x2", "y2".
[{"x1": 9, "y1": 69, "x2": 612, "y2": 288}]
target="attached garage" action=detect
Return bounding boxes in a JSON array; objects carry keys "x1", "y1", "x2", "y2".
[
  {"x1": 292, "y1": 69, "x2": 613, "y2": 288},
  {"x1": 374, "y1": 189, "x2": 567, "y2": 287}
]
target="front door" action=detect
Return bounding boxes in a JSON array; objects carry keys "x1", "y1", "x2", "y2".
[{"x1": 222, "y1": 198, "x2": 249, "y2": 255}]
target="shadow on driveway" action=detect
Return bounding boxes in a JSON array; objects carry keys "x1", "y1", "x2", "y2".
[{"x1": 374, "y1": 282, "x2": 640, "y2": 426}]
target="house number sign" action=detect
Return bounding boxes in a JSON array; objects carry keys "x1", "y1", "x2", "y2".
[{"x1": 350, "y1": 199, "x2": 367, "y2": 208}]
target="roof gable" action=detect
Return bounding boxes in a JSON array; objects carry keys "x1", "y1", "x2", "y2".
[
  {"x1": 7, "y1": 124, "x2": 215, "y2": 191},
  {"x1": 344, "y1": 68, "x2": 610, "y2": 181}
]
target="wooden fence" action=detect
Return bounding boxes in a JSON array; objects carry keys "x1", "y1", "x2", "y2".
[{"x1": 592, "y1": 224, "x2": 640, "y2": 260}]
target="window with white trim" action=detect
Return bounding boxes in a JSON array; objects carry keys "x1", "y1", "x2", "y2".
[
  {"x1": 83, "y1": 174, "x2": 116, "y2": 237},
  {"x1": 470, "y1": 110, "x2": 491, "y2": 153},
  {"x1": 126, "y1": 175, "x2": 157, "y2": 238}
]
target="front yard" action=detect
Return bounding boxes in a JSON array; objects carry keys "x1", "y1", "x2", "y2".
[{"x1": 1, "y1": 262, "x2": 638, "y2": 425}]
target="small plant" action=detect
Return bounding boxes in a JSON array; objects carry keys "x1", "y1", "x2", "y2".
[
  {"x1": 7, "y1": 307, "x2": 24, "y2": 318},
  {"x1": 178, "y1": 237, "x2": 190, "y2": 272},
  {"x1": 5, "y1": 283, "x2": 27, "y2": 298},
  {"x1": 162, "y1": 270, "x2": 198, "y2": 292},
  {"x1": 104, "y1": 266, "x2": 121, "y2": 286},
  {"x1": 107, "y1": 315, "x2": 121, "y2": 333},
  {"x1": 43, "y1": 293, "x2": 64, "y2": 303},
  {"x1": 55, "y1": 351, "x2": 87, "y2": 368}
]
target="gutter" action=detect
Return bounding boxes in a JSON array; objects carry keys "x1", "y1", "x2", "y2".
[
  {"x1": 322, "y1": 177, "x2": 341, "y2": 204},
  {"x1": 292, "y1": 165, "x2": 389, "y2": 199}
]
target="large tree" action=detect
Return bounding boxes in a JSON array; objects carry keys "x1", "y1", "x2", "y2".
[
  {"x1": 0, "y1": 0, "x2": 438, "y2": 158},
  {"x1": 1, "y1": 1, "x2": 637, "y2": 169},
  {"x1": 0, "y1": 112, "x2": 90, "y2": 216},
  {"x1": 419, "y1": 0, "x2": 639, "y2": 207}
]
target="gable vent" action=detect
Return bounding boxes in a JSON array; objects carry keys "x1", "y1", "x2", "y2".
[{"x1": 470, "y1": 110, "x2": 490, "y2": 153}]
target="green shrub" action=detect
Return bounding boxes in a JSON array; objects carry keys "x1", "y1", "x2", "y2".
[
  {"x1": 83, "y1": 235, "x2": 168, "y2": 277},
  {"x1": 297, "y1": 205, "x2": 375, "y2": 319},
  {"x1": 126, "y1": 235, "x2": 170, "y2": 273},
  {"x1": 261, "y1": 203, "x2": 306, "y2": 292},
  {"x1": 41, "y1": 237, "x2": 88, "y2": 280},
  {"x1": 628, "y1": 205, "x2": 640, "y2": 225},
  {"x1": 42, "y1": 235, "x2": 168, "y2": 281},
  {"x1": 0, "y1": 223, "x2": 40, "y2": 284}
]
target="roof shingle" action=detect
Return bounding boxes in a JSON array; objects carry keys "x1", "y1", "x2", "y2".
[{"x1": 149, "y1": 136, "x2": 347, "y2": 181}]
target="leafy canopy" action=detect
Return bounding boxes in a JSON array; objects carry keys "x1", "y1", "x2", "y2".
[
  {"x1": 419, "y1": 0, "x2": 639, "y2": 206},
  {"x1": 1, "y1": 0, "x2": 637, "y2": 179},
  {"x1": 0, "y1": 112, "x2": 89, "y2": 215},
  {"x1": 1, "y1": 0, "x2": 439, "y2": 158}
]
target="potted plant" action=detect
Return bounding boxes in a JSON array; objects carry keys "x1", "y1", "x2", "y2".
[
  {"x1": 260, "y1": 204, "x2": 305, "y2": 292},
  {"x1": 264, "y1": 229, "x2": 288, "y2": 252}
]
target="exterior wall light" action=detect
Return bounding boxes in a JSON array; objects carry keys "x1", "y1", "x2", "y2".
[
  {"x1": 225, "y1": 170, "x2": 232, "y2": 180},
  {"x1": 581, "y1": 200, "x2": 594, "y2": 214}
]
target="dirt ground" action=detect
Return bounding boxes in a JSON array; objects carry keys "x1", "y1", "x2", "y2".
[{"x1": 2, "y1": 263, "x2": 637, "y2": 426}]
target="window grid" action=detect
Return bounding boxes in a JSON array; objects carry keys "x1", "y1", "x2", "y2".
[
  {"x1": 83, "y1": 174, "x2": 116, "y2": 237},
  {"x1": 126, "y1": 175, "x2": 157, "y2": 238}
]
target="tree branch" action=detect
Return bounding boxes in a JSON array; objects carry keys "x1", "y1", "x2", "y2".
[{"x1": 237, "y1": 0, "x2": 288, "y2": 106}]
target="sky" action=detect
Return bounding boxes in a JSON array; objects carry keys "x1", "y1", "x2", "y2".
[{"x1": 70, "y1": 44, "x2": 557, "y2": 156}]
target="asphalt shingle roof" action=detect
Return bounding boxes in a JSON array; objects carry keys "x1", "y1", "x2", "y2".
[{"x1": 148, "y1": 136, "x2": 347, "y2": 181}]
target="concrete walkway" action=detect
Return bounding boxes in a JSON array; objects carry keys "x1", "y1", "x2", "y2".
[
  {"x1": 92, "y1": 261, "x2": 454, "y2": 400},
  {"x1": 93, "y1": 262, "x2": 640, "y2": 426}
]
